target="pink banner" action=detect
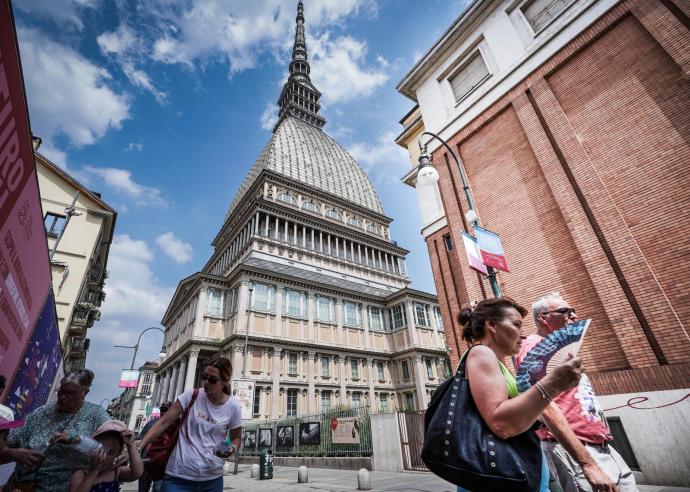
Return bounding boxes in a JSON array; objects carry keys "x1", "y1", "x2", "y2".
[{"x1": 0, "y1": 0, "x2": 53, "y2": 402}]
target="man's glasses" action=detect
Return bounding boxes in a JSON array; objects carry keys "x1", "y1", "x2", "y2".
[
  {"x1": 200, "y1": 373, "x2": 221, "y2": 384},
  {"x1": 542, "y1": 307, "x2": 576, "y2": 316}
]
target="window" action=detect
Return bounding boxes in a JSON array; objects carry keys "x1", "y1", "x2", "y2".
[
  {"x1": 401, "y1": 360, "x2": 410, "y2": 380},
  {"x1": 521, "y1": 0, "x2": 573, "y2": 33},
  {"x1": 368, "y1": 307, "x2": 383, "y2": 331},
  {"x1": 414, "y1": 303, "x2": 430, "y2": 327},
  {"x1": 352, "y1": 391, "x2": 362, "y2": 407},
  {"x1": 134, "y1": 415, "x2": 145, "y2": 431},
  {"x1": 347, "y1": 217, "x2": 362, "y2": 228},
  {"x1": 251, "y1": 283, "x2": 275, "y2": 312},
  {"x1": 321, "y1": 356, "x2": 331, "y2": 377},
  {"x1": 426, "y1": 359, "x2": 434, "y2": 379},
  {"x1": 277, "y1": 192, "x2": 297, "y2": 205},
  {"x1": 287, "y1": 389, "x2": 298, "y2": 417},
  {"x1": 44, "y1": 213, "x2": 66, "y2": 237},
  {"x1": 351, "y1": 359, "x2": 359, "y2": 380},
  {"x1": 606, "y1": 417, "x2": 640, "y2": 470},
  {"x1": 288, "y1": 353, "x2": 298, "y2": 375},
  {"x1": 404, "y1": 392, "x2": 415, "y2": 411},
  {"x1": 284, "y1": 289, "x2": 307, "y2": 318},
  {"x1": 367, "y1": 224, "x2": 382, "y2": 235},
  {"x1": 315, "y1": 296, "x2": 335, "y2": 324},
  {"x1": 253, "y1": 386, "x2": 261, "y2": 416},
  {"x1": 377, "y1": 362, "x2": 385, "y2": 381},
  {"x1": 321, "y1": 390, "x2": 332, "y2": 411},
  {"x1": 343, "y1": 302, "x2": 360, "y2": 327},
  {"x1": 448, "y1": 50, "x2": 490, "y2": 103},
  {"x1": 325, "y1": 209, "x2": 342, "y2": 220},
  {"x1": 443, "y1": 233, "x2": 453, "y2": 251},
  {"x1": 434, "y1": 307, "x2": 444, "y2": 329},
  {"x1": 391, "y1": 305, "x2": 406, "y2": 329},
  {"x1": 302, "y1": 201, "x2": 321, "y2": 214},
  {"x1": 139, "y1": 400, "x2": 146, "y2": 410},
  {"x1": 379, "y1": 393, "x2": 389, "y2": 412},
  {"x1": 206, "y1": 288, "x2": 225, "y2": 317},
  {"x1": 227, "y1": 288, "x2": 238, "y2": 315},
  {"x1": 142, "y1": 373, "x2": 153, "y2": 395}
]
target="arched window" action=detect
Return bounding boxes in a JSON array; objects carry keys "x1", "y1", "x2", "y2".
[
  {"x1": 326, "y1": 209, "x2": 342, "y2": 220},
  {"x1": 367, "y1": 224, "x2": 382, "y2": 235},
  {"x1": 347, "y1": 217, "x2": 362, "y2": 228},
  {"x1": 302, "y1": 201, "x2": 321, "y2": 214},
  {"x1": 277, "y1": 193, "x2": 297, "y2": 205}
]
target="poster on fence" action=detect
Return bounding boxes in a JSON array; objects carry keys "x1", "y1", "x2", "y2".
[
  {"x1": 232, "y1": 379, "x2": 255, "y2": 419},
  {"x1": 331, "y1": 417, "x2": 360, "y2": 444},
  {"x1": 277, "y1": 425, "x2": 294, "y2": 447},
  {"x1": 299, "y1": 422, "x2": 321, "y2": 445}
]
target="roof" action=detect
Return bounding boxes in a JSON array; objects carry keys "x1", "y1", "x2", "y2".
[{"x1": 225, "y1": 116, "x2": 385, "y2": 217}]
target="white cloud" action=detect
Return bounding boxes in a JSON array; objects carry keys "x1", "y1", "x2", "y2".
[
  {"x1": 17, "y1": 28, "x2": 130, "y2": 153},
  {"x1": 83, "y1": 166, "x2": 166, "y2": 206},
  {"x1": 155, "y1": 232, "x2": 193, "y2": 264},
  {"x1": 14, "y1": 0, "x2": 97, "y2": 30},
  {"x1": 348, "y1": 131, "x2": 409, "y2": 184},
  {"x1": 125, "y1": 142, "x2": 144, "y2": 152},
  {"x1": 260, "y1": 102, "x2": 278, "y2": 131}
]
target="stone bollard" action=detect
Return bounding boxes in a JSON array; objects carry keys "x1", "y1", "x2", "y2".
[
  {"x1": 250, "y1": 463, "x2": 260, "y2": 478},
  {"x1": 357, "y1": 468, "x2": 371, "y2": 490},
  {"x1": 298, "y1": 465, "x2": 309, "y2": 483},
  {"x1": 223, "y1": 461, "x2": 232, "y2": 476}
]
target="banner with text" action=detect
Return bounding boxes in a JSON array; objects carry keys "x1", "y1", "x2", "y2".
[
  {"x1": 231, "y1": 379, "x2": 255, "y2": 420},
  {"x1": 0, "y1": 0, "x2": 53, "y2": 402},
  {"x1": 118, "y1": 370, "x2": 140, "y2": 388},
  {"x1": 461, "y1": 232, "x2": 488, "y2": 275},
  {"x1": 331, "y1": 417, "x2": 360, "y2": 444},
  {"x1": 474, "y1": 226, "x2": 510, "y2": 272}
]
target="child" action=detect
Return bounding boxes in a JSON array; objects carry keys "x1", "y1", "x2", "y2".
[
  {"x1": 0, "y1": 404, "x2": 24, "y2": 492},
  {"x1": 68, "y1": 420, "x2": 143, "y2": 492}
]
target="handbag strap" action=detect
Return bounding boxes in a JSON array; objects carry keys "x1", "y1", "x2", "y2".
[
  {"x1": 178, "y1": 388, "x2": 199, "y2": 438},
  {"x1": 457, "y1": 343, "x2": 482, "y2": 379}
]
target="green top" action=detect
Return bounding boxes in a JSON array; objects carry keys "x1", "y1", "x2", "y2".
[{"x1": 462, "y1": 347, "x2": 519, "y2": 399}]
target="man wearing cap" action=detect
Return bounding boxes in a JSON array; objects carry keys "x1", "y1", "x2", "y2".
[{"x1": 136, "y1": 401, "x2": 171, "y2": 492}]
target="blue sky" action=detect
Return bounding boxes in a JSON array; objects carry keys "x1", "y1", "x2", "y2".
[{"x1": 14, "y1": 0, "x2": 466, "y2": 405}]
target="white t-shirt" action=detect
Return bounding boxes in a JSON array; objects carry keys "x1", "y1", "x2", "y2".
[{"x1": 166, "y1": 388, "x2": 243, "y2": 480}]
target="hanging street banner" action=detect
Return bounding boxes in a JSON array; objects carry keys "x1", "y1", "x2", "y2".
[
  {"x1": 461, "y1": 232, "x2": 488, "y2": 275},
  {"x1": 6, "y1": 291, "x2": 62, "y2": 419},
  {"x1": 231, "y1": 379, "x2": 255, "y2": 420},
  {"x1": 474, "y1": 226, "x2": 510, "y2": 272},
  {"x1": 118, "y1": 370, "x2": 140, "y2": 388},
  {"x1": 331, "y1": 417, "x2": 360, "y2": 444},
  {"x1": 0, "y1": 0, "x2": 53, "y2": 402}
]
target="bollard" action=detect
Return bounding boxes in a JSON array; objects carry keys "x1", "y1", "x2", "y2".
[
  {"x1": 250, "y1": 463, "x2": 260, "y2": 478},
  {"x1": 223, "y1": 461, "x2": 232, "y2": 476},
  {"x1": 298, "y1": 466, "x2": 309, "y2": 483},
  {"x1": 357, "y1": 468, "x2": 371, "y2": 490}
]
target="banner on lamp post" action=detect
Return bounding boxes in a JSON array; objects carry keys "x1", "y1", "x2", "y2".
[
  {"x1": 474, "y1": 226, "x2": 510, "y2": 272},
  {"x1": 461, "y1": 232, "x2": 488, "y2": 275},
  {"x1": 118, "y1": 370, "x2": 140, "y2": 388},
  {"x1": 231, "y1": 379, "x2": 255, "y2": 420}
]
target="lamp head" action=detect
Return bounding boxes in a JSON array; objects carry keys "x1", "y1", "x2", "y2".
[{"x1": 416, "y1": 146, "x2": 440, "y2": 187}]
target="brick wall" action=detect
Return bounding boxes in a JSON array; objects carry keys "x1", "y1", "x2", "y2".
[{"x1": 427, "y1": 0, "x2": 690, "y2": 395}]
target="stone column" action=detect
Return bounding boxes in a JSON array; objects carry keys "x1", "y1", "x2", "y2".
[
  {"x1": 271, "y1": 348, "x2": 282, "y2": 418},
  {"x1": 405, "y1": 301, "x2": 420, "y2": 347},
  {"x1": 175, "y1": 356, "x2": 188, "y2": 397},
  {"x1": 338, "y1": 356, "x2": 347, "y2": 405},
  {"x1": 184, "y1": 350, "x2": 199, "y2": 391},
  {"x1": 307, "y1": 292, "x2": 315, "y2": 340},
  {"x1": 361, "y1": 304, "x2": 371, "y2": 346},
  {"x1": 168, "y1": 363, "x2": 180, "y2": 401},
  {"x1": 307, "y1": 351, "x2": 316, "y2": 413},
  {"x1": 274, "y1": 286, "x2": 283, "y2": 337},
  {"x1": 151, "y1": 375, "x2": 161, "y2": 406},
  {"x1": 413, "y1": 355, "x2": 427, "y2": 410},
  {"x1": 161, "y1": 369, "x2": 171, "y2": 402},
  {"x1": 367, "y1": 358, "x2": 376, "y2": 412},
  {"x1": 335, "y1": 300, "x2": 344, "y2": 346},
  {"x1": 274, "y1": 217, "x2": 280, "y2": 240},
  {"x1": 236, "y1": 281, "x2": 251, "y2": 336},
  {"x1": 263, "y1": 213, "x2": 269, "y2": 236},
  {"x1": 429, "y1": 306, "x2": 441, "y2": 348}
]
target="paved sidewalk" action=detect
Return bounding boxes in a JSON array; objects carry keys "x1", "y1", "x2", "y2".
[{"x1": 123, "y1": 465, "x2": 690, "y2": 492}]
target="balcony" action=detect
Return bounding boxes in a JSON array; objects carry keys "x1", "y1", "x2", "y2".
[
  {"x1": 67, "y1": 317, "x2": 86, "y2": 337},
  {"x1": 69, "y1": 337, "x2": 90, "y2": 359}
]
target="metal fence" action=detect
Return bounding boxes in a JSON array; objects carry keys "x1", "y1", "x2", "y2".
[
  {"x1": 397, "y1": 410, "x2": 428, "y2": 472},
  {"x1": 241, "y1": 405, "x2": 372, "y2": 457}
]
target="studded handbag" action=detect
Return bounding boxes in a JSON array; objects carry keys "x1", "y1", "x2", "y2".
[{"x1": 421, "y1": 345, "x2": 542, "y2": 492}]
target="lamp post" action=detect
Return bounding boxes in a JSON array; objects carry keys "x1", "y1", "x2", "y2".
[
  {"x1": 242, "y1": 284, "x2": 254, "y2": 377},
  {"x1": 417, "y1": 131, "x2": 502, "y2": 298}
]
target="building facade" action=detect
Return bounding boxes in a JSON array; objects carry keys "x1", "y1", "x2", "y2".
[
  {"x1": 119, "y1": 361, "x2": 158, "y2": 433},
  {"x1": 396, "y1": 0, "x2": 689, "y2": 485},
  {"x1": 34, "y1": 147, "x2": 116, "y2": 373},
  {"x1": 153, "y1": 1, "x2": 449, "y2": 421}
]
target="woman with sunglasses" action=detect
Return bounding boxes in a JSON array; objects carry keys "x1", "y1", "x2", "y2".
[{"x1": 137, "y1": 357, "x2": 242, "y2": 492}]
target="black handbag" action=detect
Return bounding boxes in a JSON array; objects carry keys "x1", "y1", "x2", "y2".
[{"x1": 421, "y1": 345, "x2": 542, "y2": 492}]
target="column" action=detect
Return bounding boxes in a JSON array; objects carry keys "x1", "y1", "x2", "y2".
[
  {"x1": 384, "y1": 253, "x2": 390, "y2": 272},
  {"x1": 327, "y1": 234, "x2": 332, "y2": 255},
  {"x1": 236, "y1": 281, "x2": 251, "y2": 336},
  {"x1": 284, "y1": 220, "x2": 288, "y2": 242},
  {"x1": 350, "y1": 241, "x2": 354, "y2": 262},
  {"x1": 184, "y1": 350, "x2": 199, "y2": 391},
  {"x1": 233, "y1": 344, "x2": 244, "y2": 379},
  {"x1": 161, "y1": 369, "x2": 171, "y2": 402},
  {"x1": 413, "y1": 355, "x2": 427, "y2": 410},
  {"x1": 358, "y1": 244, "x2": 362, "y2": 264},
  {"x1": 377, "y1": 251, "x2": 383, "y2": 270},
  {"x1": 254, "y1": 212, "x2": 260, "y2": 234},
  {"x1": 338, "y1": 356, "x2": 347, "y2": 405},
  {"x1": 168, "y1": 363, "x2": 180, "y2": 401},
  {"x1": 274, "y1": 286, "x2": 283, "y2": 336},
  {"x1": 274, "y1": 217, "x2": 279, "y2": 239},
  {"x1": 367, "y1": 358, "x2": 376, "y2": 412},
  {"x1": 264, "y1": 213, "x2": 269, "y2": 236},
  {"x1": 364, "y1": 247, "x2": 369, "y2": 266},
  {"x1": 319, "y1": 231, "x2": 323, "y2": 252},
  {"x1": 151, "y1": 375, "x2": 161, "y2": 406},
  {"x1": 311, "y1": 229, "x2": 315, "y2": 250},
  {"x1": 293, "y1": 223, "x2": 297, "y2": 245},
  {"x1": 429, "y1": 306, "x2": 441, "y2": 348},
  {"x1": 307, "y1": 292, "x2": 315, "y2": 340},
  {"x1": 405, "y1": 301, "x2": 420, "y2": 347},
  {"x1": 335, "y1": 237, "x2": 339, "y2": 257},
  {"x1": 175, "y1": 357, "x2": 188, "y2": 398},
  {"x1": 335, "y1": 300, "x2": 344, "y2": 346},
  {"x1": 271, "y1": 348, "x2": 282, "y2": 418},
  {"x1": 361, "y1": 304, "x2": 371, "y2": 346},
  {"x1": 302, "y1": 226, "x2": 307, "y2": 248},
  {"x1": 307, "y1": 351, "x2": 316, "y2": 413}
]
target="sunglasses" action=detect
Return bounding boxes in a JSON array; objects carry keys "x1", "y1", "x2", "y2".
[
  {"x1": 542, "y1": 307, "x2": 576, "y2": 316},
  {"x1": 200, "y1": 373, "x2": 222, "y2": 384}
]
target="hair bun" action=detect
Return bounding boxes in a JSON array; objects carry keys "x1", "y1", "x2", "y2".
[{"x1": 458, "y1": 305, "x2": 474, "y2": 326}]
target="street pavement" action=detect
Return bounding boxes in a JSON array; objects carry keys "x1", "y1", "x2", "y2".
[{"x1": 122, "y1": 465, "x2": 690, "y2": 491}]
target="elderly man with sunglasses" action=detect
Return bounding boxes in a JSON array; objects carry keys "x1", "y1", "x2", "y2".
[{"x1": 514, "y1": 293, "x2": 637, "y2": 492}]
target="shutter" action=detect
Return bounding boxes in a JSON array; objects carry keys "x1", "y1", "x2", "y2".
[
  {"x1": 521, "y1": 0, "x2": 571, "y2": 32},
  {"x1": 449, "y1": 51, "x2": 489, "y2": 102}
]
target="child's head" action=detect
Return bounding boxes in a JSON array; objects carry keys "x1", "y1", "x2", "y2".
[
  {"x1": 93, "y1": 420, "x2": 127, "y2": 468},
  {"x1": 0, "y1": 404, "x2": 23, "y2": 453}
]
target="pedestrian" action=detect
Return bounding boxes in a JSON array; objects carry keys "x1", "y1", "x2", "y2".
[
  {"x1": 456, "y1": 297, "x2": 583, "y2": 492},
  {"x1": 136, "y1": 357, "x2": 242, "y2": 492},
  {"x1": 515, "y1": 293, "x2": 637, "y2": 492},
  {"x1": 68, "y1": 420, "x2": 143, "y2": 492},
  {"x1": 0, "y1": 403, "x2": 24, "y2": 491},
  {"x1": 137, "y1": 401, "x2": 172, "y2": 492},
  {"x1": 1, "y1": 369, "x2": 109, "y2": 492}
]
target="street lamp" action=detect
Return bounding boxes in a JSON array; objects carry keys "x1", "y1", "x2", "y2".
[
  {"x1": 242, "y1": 284, "x2": 254, "y2": 377},
  {"x1": 114, "y1": 326, "x2": 166, "y2": 371},
  {"x1": 416, "y1": 131, "x2": 502, "y2": 298}
]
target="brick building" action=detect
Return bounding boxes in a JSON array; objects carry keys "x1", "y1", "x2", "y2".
[{"x1": 396, "y1": 0, "x2": 689, "y2": 485}]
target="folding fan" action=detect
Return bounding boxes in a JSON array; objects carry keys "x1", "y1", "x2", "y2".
[{"x1": 515, "y1": 318, "x2": 591, "y2": 393}]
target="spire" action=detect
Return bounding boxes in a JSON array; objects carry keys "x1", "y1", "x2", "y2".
[{"x1": 274, "y1": 0, "x2": 326, "y2": 132}]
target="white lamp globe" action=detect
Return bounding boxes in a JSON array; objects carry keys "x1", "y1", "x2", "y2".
[{"x1": 416, "y1": 165, "x2": 440, "y2": 187}]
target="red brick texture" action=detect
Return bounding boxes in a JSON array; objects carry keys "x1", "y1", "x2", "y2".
[{"x1": 428, "y1": 0, "x2": 690, "y2": 395}]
